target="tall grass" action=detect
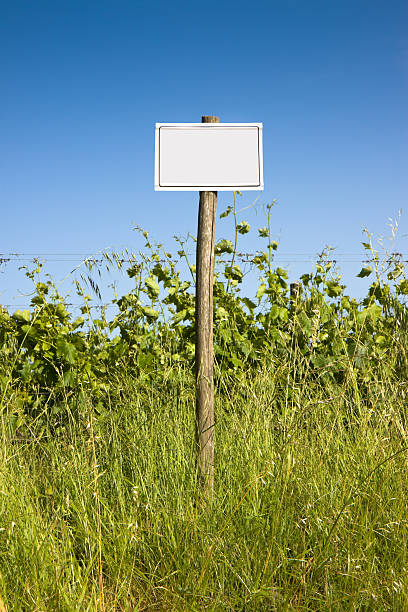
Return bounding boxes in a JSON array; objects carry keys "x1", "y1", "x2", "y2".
[{"x1": 1, "y1": 350, "x2": 408, "y2": 611}]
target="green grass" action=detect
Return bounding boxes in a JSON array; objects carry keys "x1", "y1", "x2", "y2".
[{"x1": 1, "y1": 356, "x2": 408, "y2": 611}]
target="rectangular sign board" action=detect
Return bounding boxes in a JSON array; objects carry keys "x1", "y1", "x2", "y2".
[{"x1": 155, "y1": 123, "x2": 263, "y2": 191}]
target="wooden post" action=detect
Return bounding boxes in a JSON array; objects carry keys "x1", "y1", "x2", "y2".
[
  {"x1": 290, "y1": 282, "x2": 301, "y2": 302},
  {"x1": 195, "y1": 115, "x2": 219, "y2": 494}
]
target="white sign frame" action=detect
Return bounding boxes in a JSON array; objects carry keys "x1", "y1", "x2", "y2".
[{"x1": 155, "y1": 123, "x2": 264, "y2": 191}]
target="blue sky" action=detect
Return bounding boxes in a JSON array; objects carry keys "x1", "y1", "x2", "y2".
[{"x1": 1, "y1": 0, "x2": 407, "y2": 309}]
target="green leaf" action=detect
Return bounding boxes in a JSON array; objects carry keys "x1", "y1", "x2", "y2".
[
  {"x1": 220, "y1": 205, "x2": 232, "y2": 219},
  {"x1": 237, "y1": 221, "x2": 250, "y2": 234},
  {"x1": 256, "y1": 283, "x2": 266, "y2": 300},
  {"x1": 19, "y1": 360, "x2": 32, "y2": 382},
  {"x1": 366, "y1": 304, "x2": 382, "y2": 322},
  {"x1": 225, "y1": 265, "x2": 243, "y2": 281},
  {"x1": 21, "y1": 324, "x2": 36, "y2": 338},
  {"x1": 63, "y1": 370, "x2": 76, "y2": 387},
  {"x1": 242, "y1": 298, "x2": 256, "y2": 312},
  {"x1": 127, "y1": 264, "x2": 140, "y2": 279},
  {"x1": 326, "y1": 281, "x2": 343, "y2": 298},
  {"x1": 299, "y1": 312, "x2": 312, "y2": 336},
  {"x1": 31, "y1": 295, "x2": 45, "y2": 305},
  {"x1": 230, "y1": 354, "x2": 242, "y2": 368},
  {"x1": 152, "y1": 263, "x2": 171, "y2": 283},
  {"x1": 12, "y1": 309, "x2": 31, "y2": 323},
  {"x1": 237, "y1": 338, "x2": 252, "y2": 357},
  {"x1": 278, "y1": 306, "x2": 288, "y2": 322},
  {"x1": 172, "y1": 309, "x2": 187, "y2": 324},
  {"x1": 356, "y1": 304, "x2": 382, "y2": 325},
  {"x1": 270, "y1": 305, "x2": 280, "y2": 320},
  {"x1": 357, "y1": 266, "x2": 372, "y2": 278},
  {"x1": 56, "y1": 338, "x2": 77, "y2": 365},
  {"x1": 251, "y1": 253, "x2": 268, "y2": 266},
  {"x1": 141, "y1": 306, "x2": 159, "y2": 320},
  {"x1": 145, "y1": 277, "x2": 160, "y2": 299},
  {"x1": 214, "y1": 239, "x2": 234, "y2": 255},
  {"x1": 270, "y1": 305, "x2": 288, "y2": 322},
  {"x1": 220, "y1": 328, "x2": 232, "y2": 343},
  {"x1": 72, "y1": 316, "x2": 84, "y2": 330},
  {"x1": 387, "y1": 263, "x2": 404, "y2": 280},
  {"x1": 216, "y1": 306, "x2": 229, "y2": 320},
  {"x1": 397, "y1": 280, "x2": 408, "y2": 295}
]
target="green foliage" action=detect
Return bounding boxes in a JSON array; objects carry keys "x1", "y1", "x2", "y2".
[
  {"x1": 0, "y1": 203, "x2": 407, "y2": 429},
  {"x1": 357, "y1": 265, "x2": 372, "y2": 277},
  {"x1": 1, "y1": 202, "x2": 408, "y2": 609},
  {"x1": 236, "y1": 220, "x2": 250, "y2": 234}
]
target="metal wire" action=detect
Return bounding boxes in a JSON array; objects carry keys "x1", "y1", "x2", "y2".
[{"x1": 1, "y1": 252, "x2": 406, "y2": 264}]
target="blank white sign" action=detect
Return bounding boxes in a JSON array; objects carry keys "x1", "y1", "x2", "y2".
[{"x1": 155, "y1": 123, "x2": 263, "y2": 191}]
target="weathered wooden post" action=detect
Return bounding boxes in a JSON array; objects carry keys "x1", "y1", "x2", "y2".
[
  {"x1": 290, "y1": 282, "x2": 302, "y2": 302},
  {"x1": 155, "y1": 118, "x2": 263, "y2": 497},
  {"x1": 195, "y1": 115, "x2": 219, "y2": 494}
]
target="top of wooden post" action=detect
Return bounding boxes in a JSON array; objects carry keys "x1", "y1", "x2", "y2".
[{"x1": 201, "y1": 116, "x2": 219, "y2": 123}]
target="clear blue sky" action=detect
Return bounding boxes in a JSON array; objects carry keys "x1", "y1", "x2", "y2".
[{"x1": 1, "y1": 0, "x2": 407, "y2": 308}]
